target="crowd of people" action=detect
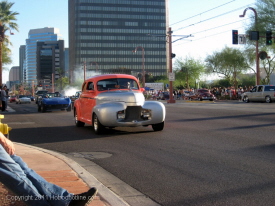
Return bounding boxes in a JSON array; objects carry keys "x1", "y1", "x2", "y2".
[{"x1": 145, "y1": 85, "x2": 255, "y2": 101}]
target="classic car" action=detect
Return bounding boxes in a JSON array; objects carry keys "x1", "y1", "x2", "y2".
[
  {"x1": 15, "y1": 95, "x2": 31, "y2": 104},
  {"x1": 189, "y1": 89, "x2": 216, "y2": 101},
  {"x1": 74, "y1": 74, "x2": 166, "y2": 134},
  {"x1": 9, "y1": 96, "x2": 16, "y2": 103},
  {"x1": 37, "y1": 92, "x2": 71, "y2": 112}
]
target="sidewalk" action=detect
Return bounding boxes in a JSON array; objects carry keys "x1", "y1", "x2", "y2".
[{"x1": 0, "y1": 143, "x2": 129, "y2": 206}]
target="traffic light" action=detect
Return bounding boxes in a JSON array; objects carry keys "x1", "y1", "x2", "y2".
[
  {"x1": 171, "y1": 53, "x2": 176, "y2": 58},
  {"x1": 232, "y1": 30, "x2": 238, "y2": 44},
  {"x1": 266, "y1": 31, "x2": 272, "y2": 45}
]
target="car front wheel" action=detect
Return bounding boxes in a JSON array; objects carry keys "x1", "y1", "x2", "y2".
[
  {"x1": 152, "y1": 121, "x2": 164, "y2": 131},
  {"x1": 243, "y1": 96, "x2": 249, "y2": 103},
  {"x1": 41, "y1": 104, "x2": 46, "y2": 113},
  {"x1": 93, "y1": 113, "x2": 105, "y2": 134}
]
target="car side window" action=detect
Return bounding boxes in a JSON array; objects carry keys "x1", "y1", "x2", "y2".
[
  {"x1": 87, "y1": 82, "x2": 94, "y2": 91},
  {"x1": 257, "y1": 86, "x2": 263, "y2": 92},
  {"x1": 251, "y1": 87, "x2": 257, "y2": 92}
]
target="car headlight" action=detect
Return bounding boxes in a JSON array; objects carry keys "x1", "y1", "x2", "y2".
[
  {"x1": 141, "y1": 109, "x2": 151, "y2": 120},
  {"x1": 117, "y1": 110, "x2": 125, "y2": 119}
]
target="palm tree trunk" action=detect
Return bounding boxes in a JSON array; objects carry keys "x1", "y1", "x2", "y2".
[{"x1": 0, "y1": 24, "x2": 4, "y2": 86}]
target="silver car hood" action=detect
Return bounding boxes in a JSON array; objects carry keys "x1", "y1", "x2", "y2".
[{"x1": 96, "y1": 90, "x2": 145, "y2": 106}]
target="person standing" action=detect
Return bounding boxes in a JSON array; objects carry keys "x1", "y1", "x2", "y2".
[{"x1": 1, "y1": 86, "x2": 8, "y2": 112}]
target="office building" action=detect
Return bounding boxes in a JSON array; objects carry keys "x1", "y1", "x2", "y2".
[
  {"x1": 36, "y1": 40, "x2": 65, "y2": 89},
  {"x1": 69, "y1": 0, "x2": 169, "y2": 83},
  {"x1": 19, "y1": 45, "x2": 26, "y2": 82},
  {"x1": 25, "y1": 27, "x2": 63, "y2": 85}
]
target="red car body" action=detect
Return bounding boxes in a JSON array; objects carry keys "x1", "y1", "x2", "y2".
[
  {"x1": 9, "y1": 96, "x2": 16, "y2": 103},
  {"x1": 189, "y1": 89, "x2": 216, "y2": 101}
]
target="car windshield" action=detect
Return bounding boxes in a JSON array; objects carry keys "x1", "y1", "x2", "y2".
[
  {"x1": 19, "y1": 95, "x2": 26, "y2": 98},
  {"x1": 45, "y1": 93, "x2": 62, "y2": 98},
  {"x1": 97, "y1": 78, "x2": 139, "y2": 91}
]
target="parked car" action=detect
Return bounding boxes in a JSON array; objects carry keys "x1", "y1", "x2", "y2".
[
  {"x1": 35, "y1": 90, "x2": 48, "y2": 104},
  {"x1": 15, "y1": 95, "x2": 31, "y2": 104},
  {"x1": 242, "y1": 85, "x2": 275, "y2": 103},
  {"x1": 74, "y1": 74, "x2": 166, "y2": 134},
  {"x1": 189, "y1": 89, "x2": 216, "y2": 101},
  {"x1": 9, "y1": 95, "x2": 16, "y2": 103},
  {"x1": 37, "y1": 92, "x2": 71, "y2": 112}
]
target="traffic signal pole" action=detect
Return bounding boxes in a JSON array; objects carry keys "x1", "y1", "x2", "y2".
[{"x1": 167, "y1": 27, "x2": 175, "y2": 103}]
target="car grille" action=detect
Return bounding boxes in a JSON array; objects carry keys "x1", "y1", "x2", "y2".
[{"x1": 123, "y1": 106, "x2": 143, "y2": 121}]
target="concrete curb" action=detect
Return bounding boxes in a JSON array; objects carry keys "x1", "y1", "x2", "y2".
[{"x1": 14, "y1": 142, "x2": 130, "y2": 206}]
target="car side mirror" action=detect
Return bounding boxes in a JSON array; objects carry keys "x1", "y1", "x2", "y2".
[{"x1": 141, "y1": 88, "x2": 145, "y2": 92}]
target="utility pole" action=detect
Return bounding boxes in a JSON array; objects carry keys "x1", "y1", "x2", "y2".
[{"x1": 167, "y1": 27, "x2": 175, "y2": 103}]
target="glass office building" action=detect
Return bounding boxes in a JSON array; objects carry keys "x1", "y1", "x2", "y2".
[
  {"x1": 69, "y1": 0, "x2": 169, "y2": 82},
  {"x1": 25, "y1": 27, "x2": 62, "y2": 85}
]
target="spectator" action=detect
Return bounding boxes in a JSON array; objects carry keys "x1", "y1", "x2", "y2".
[
  {"x1": 0, "y1": 86, "x2": 8, "y2": 112},
  {"x1": 0, "y1": 132, "x2": 97, "y2": 206}
]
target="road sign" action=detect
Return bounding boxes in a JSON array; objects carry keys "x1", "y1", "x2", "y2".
[
  {"x1": 168, "y1": 72, "x2": 175, "y2": 81},
  {"x1": 238, "y1": 34, "x2": 246, "y2": 44}
]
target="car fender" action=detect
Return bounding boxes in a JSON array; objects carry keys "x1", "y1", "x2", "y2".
[
  {"x1": 92, "y1": 102, "x2": 127, "y2": 125},
  {"x1": 143, "y1": 101, "x2": 166, "y2": 123}
]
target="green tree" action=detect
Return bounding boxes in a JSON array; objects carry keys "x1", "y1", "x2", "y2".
[
  {"x1": 244, "y1": 0, "x2": 275, "y2": 84},
  {"x1": 0, "y1": 0, "x2": 19, "y2": 85},
  {"x1": 173, "y1": 57, "x2": 205, "y2": 90},
  {"x1": 205, "y1": 46, "x2": 250, "y2": 89}
]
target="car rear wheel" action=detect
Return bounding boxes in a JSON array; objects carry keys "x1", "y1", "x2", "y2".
[
  {"x1": 93, "y1": 113, "x2": 105, "y2": 134},
  {"x1": 265, "y1": 96, "x2": 272, "y2": 103},
  {"x1": 38, "y1": 104, "x2": 41, "y2": 112},
  {"x1": 152, "y1": 121, "x2": 164, "y2": 131},
  {"x1": 75, "y1": 110, "x2": 85, "y2": 127}
]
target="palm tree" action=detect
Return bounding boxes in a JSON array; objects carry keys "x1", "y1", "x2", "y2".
[{"x1": 0, "y1": 0, "x2": 19, "y2": 85}]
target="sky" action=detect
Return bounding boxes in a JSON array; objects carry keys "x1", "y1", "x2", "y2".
[{"x1": 4, "y1": 0, "x2": 256, "y2": 83}]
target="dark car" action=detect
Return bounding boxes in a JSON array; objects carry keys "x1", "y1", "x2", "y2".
[
  {"x1": 26, "y1": 95, "x2": 34, "y2": 101},
  {"x1": 158, "y1": 92, "x2": 174, "y2": 100},
  {"x1": 189, "y1": 89, "x2": 216, "y2": 101}
]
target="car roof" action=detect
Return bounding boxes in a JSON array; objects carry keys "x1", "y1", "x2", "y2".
[{"x1": 84, "y1": 74, "x2": 138, "y2": 83}]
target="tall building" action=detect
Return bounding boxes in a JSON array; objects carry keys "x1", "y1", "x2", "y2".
[
  {"x1": 36, "y1": 40, "x2": 65, "y2": 89},
  {"x1": 25, "y1": 27, "x2": 63, "y2": 85},
  {"x1": 19, "y1": 45, "x2": 26, "y2": 83},
  {"x1": 8, "y1": 66, "x2": 20, "y2": 91},
  {"x1": 69, "y1": 0, "x2": 169, "y2": 83}
]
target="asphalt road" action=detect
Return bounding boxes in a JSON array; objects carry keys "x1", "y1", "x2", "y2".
[{"x1": 4, "y1": 100, "x2": 275, "y2": 206}]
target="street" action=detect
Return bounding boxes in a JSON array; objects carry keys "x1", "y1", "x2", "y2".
[{"x1": 3, "y1": 100, "x2": 275, "y2": 206}]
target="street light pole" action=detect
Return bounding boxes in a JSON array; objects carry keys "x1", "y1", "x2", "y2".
[
  {"x1": 167, "y1": 27, "x2": 176, "y2": 103},
  {"x1": 239, "y1": 7, "x2": 260, "y2": 85},
  {"x1": 82, "y1": 62, "x2": 86, "y2": 81},
  {"x1": 132, "y1": 46, "x2": 145, "y2": 87}
]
